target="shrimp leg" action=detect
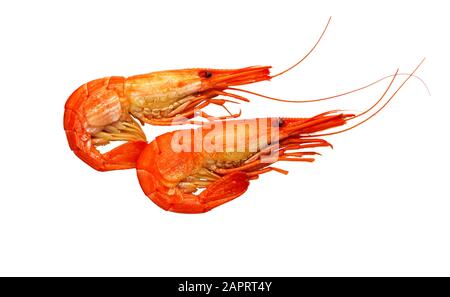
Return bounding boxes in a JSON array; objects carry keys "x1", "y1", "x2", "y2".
[{"x1": 148, "y1": 172, "x2": 250, "y2": 214}]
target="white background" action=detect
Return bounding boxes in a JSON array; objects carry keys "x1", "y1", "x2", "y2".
[{"x1": 0, "y1": 0, "x2": 449, "y2": 276}]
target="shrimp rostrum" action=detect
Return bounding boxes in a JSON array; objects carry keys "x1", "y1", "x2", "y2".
[{"x1": 136, "y1": 61, "x2": 423, "y2": 213}]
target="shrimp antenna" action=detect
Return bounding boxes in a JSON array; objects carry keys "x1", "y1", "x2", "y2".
[
  {"x1": 228, "y1": 72, "x2": 429, "y2": 103},
  {"x1": 270, "y1": 16, "x2": 332, "y2": 79},
  {"x1": 309, "y1": 58, "x2": 426, "y2": 137}
]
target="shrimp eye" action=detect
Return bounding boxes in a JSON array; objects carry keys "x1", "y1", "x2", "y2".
[{"x1": 201, "y1": 70, "x2": 213, "y2": 79}]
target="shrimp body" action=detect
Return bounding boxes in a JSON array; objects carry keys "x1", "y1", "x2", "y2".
[
  {"x1": 136, "y1": 113, "x2": 352, "y2": 213},
  {"x1": 64, "y1": 67, "x2": 270, "y2": 171}
]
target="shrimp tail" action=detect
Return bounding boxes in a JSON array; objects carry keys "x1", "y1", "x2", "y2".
[{"x1": 64, "y1": 108, "x2": 147, "y2": 171}]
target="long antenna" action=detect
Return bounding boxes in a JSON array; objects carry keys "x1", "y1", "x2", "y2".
[
  {"x1": 270, "y1": 16, "x2": 332, "y2": 79},
  {"x1": 228, "y1": 73, "x2": 429, "y2": 103},
  {"x1": 308, "y1": 58, "x2": 426, "y2": 138}
]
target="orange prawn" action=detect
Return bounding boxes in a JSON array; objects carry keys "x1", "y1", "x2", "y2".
[
  {"x1": 63, "y1": 16, "x2": 425, "y2": 172},
  {"x1": 62, "y1": 18, "x2": 368, "y2": 171},
  {"x1": 135, "y1": 60, "x2": 424, "y2": 213},
  {"x1": 63, "y1": 18, "x2": 335, "y2": 171}
]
